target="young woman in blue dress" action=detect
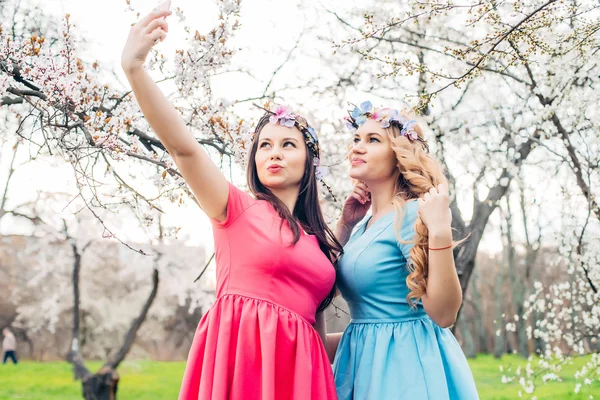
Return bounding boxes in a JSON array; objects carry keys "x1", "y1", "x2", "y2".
[{"x1": 327, "y1": 102, "x2": 479, "y2": 399}]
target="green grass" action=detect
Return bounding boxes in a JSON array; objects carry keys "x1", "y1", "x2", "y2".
[
  {"x1": 471, "y1": 354, "x2": 599, "y2": 399},
  {"x1": 0, "y1": 355, "x2": 598, "y2": 399},
  {"x1": 0, "y1": 361, "x2": 185, "y2": 400}
]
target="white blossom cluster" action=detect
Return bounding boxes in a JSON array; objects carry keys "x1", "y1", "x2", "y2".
[
  {"x1": 0, "y1": 1, "x2": 248, "y2": 227},
  {"x1": 501, "y1": 231, "x2": 599, "y2": 397}
]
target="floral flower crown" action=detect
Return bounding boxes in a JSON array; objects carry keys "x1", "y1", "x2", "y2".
[
  {"x1": 344, "y1": 101, "x2": 429, "y2": 152},
  {"x1": 250, "y1": 103, "x2": 335, "y2": 199}
]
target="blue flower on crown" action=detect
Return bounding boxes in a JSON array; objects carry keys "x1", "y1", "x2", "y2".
[{"x1": 350, "y1": 101, "x2": 373, "y2": 127}]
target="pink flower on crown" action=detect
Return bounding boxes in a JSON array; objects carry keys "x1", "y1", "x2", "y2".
[
  {"x1": 269, "y1": 105, "x2": 296, "y2": 127},
  {"x1": 371, "y1": 109, "x2": 382, "y2": 121}
]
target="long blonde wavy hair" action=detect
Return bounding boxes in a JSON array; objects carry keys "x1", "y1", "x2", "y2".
[{"x1": 386, "y1": 122, "x2": 455, "y2": 307}]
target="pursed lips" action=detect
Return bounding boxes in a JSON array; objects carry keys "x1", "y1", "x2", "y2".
[{"x1": 267, "y1": 164, "x2": 284, "y2": 172}]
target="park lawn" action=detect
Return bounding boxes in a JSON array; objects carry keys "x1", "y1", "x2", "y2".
[
  {"x1": 0, "y1": 361, "x2": 184, "y2": 399},
  {"x1": 470, "y1": 354, "x2": 599, "y2": 399},
  {"x1": 0, "y1": 355, "x2": 598, "y2": 399}
]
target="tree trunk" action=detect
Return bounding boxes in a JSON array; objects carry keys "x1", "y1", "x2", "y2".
[
  {"x1": 452, "y1": 139, "x2": 538, "y2": 324},
  {"x1": 494, "y1": 215, "x2": 508, "y2": 358},
  {"x1": 493, "y1": 264, "x2": 505, "y2": 358},
  {"x1": 530, "y1": 266, "x2": 546, "y2": 355},
  {"x1": 531, "y1": 309, "x2": 546, "y2": 355},
  {"x1": 104, "y1": 268, "x2": 159, "y2": 370},
  {"x1": 514, "y1": 291, "x2": 528, "y2": 357},
  {"x1": 74, "y1": 268, "x2": 158, "y2": 399},
  {"x1": 80, "y1": 367, "x2": 119, "y2": 400},
  {"x1": 63, "y1": 218, "x2": 160, "y2": 399},
  {"x1": 513, "y1": 244, "x2": 539, "y2": 358},
  {"x1": 456, "y1": 312, "x2": 476, "y2": 358},
  {"x1": 67, "y1": 234, "x2": 85, "y2": 380},
  {"x1": 504, "y1": 194, "x2": 529, "y2": 358},
  {"x1": 469, "y1": 269, "x2": 488, "y2": 353}
]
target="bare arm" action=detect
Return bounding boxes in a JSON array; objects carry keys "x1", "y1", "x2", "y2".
[
  {"x1": 121, "y1": 6, "x2": 229, "y2": 221},
  {"x1": 335, "y1": 221, "x2": 354, "y2": 246},
  {"x1": 418, "y1": 184, "x2": 462, "y2": 328},
  {"x1": 315, "y1": 312, "x2": 344, "y2": 363},
  {"x1": 421, "y1": 228, "x2": 462, "y2": 328},
  {"x1": 314, "y1": 312, "x2": 327, "y2": 346},
  {"x1": 335, "y1": 181, "x2": 371, "y2": 244},
  {"x1": 325, "y1": 332, "x2": 343, "y2": 363}
]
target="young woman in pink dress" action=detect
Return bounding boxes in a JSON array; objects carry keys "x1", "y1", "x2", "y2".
[{"x1": 121, "y1": 4, "x2": 341, "y2": 400}]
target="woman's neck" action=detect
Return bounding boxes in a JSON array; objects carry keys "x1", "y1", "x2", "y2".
[
  {"x1": 270, "y1": 185, "x2": 300, "y2": 214},
  {"x1": 365, "y1": 177, "x2": 397, "y2": 217}
]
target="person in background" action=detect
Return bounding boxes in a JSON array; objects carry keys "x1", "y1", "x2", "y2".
[{"x1": 2, "y1": 328, "x2": 18, "y2": 365}]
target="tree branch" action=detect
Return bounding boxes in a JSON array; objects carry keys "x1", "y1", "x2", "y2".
[
  {"x1": 0, "y1": 95, "x2": 23, "y2": 105},
  {"x1": 0, "y1": 141, "x2": 20, "y2": 214},
  {"x1": 6, "y1": 86, "x2": 47, "y2": 100},
  {"x1": 550, "y1": 113, "x2": 600, "y2": 221}
]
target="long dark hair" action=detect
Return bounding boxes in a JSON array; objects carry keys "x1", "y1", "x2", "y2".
[{"x1": 247, "y1": 113, "x2": 342, "y2": 312}]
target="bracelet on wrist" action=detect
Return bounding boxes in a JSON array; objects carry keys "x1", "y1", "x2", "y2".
[{"x1": 429, "y1": 244, "x2": 452, "y2": 251}]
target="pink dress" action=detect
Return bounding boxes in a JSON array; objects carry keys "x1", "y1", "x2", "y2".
[{"x1": 179, "y1": 183, "x2": 338, "y2": 400}]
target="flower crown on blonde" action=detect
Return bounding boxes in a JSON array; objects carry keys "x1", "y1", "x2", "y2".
[
  {"x1": 344, "y1": 101, "x2": 429, "y2": 152},
  {"x1": 249, "y1": 103, "x2": 335, "y2": 199}
]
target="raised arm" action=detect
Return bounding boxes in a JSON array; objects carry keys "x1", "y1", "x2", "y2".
[
  {"x1": 418, "y1": 184, "x2": 462, "y2": 328},
  {"x1": 121, "y1": 2, "x2": 229, "y2": 221}
]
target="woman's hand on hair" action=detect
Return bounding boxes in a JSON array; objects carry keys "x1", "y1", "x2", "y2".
[
  {"x1": 417, "y1": 183, "x2": 452, "y2": 237},
  {"x1": 339, "y1": 181, "x2": 371, "y2": 229},
  {"x1": 121, "y1": 1, "x2": 172, "y2": 74}
]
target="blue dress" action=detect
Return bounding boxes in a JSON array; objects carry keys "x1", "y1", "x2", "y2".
[{"x1": 333, "y1": 201, "x2": 479, "y2": 399}]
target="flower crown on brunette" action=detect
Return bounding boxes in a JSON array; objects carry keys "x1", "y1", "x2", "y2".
[
  {"x1": 249, "y1": 102, "x2": 336, "y2": 200},
  {"x1": 344, "y1": 101, "x2": 430, "y2": 152}
]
